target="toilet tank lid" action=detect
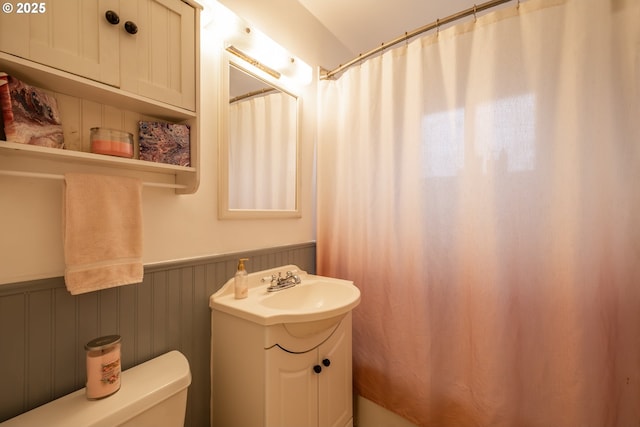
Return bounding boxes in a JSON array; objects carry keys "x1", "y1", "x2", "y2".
[{"x1": 0, "y1": 350, "x2": 192, "y2": 427}]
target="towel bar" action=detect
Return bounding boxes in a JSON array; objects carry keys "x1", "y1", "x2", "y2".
[{"x1": 0, "y1": 169, "x2": 187, "y2": 189}]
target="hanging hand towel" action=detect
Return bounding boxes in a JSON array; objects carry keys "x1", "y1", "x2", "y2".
[{"x1": 63, "y1": 173, "x2": 143, "y2": 295}]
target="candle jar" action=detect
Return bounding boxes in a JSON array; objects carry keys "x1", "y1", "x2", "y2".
[
  {"x1": 85, "y1": 335, "x2": 122, "y2": 400},
  {"x1": 90, "y1": 128, "x2": 134, "y2": 158}
]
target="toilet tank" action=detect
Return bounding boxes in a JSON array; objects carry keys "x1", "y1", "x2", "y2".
[{"x1": 0, "y1": 350, "x2": 191, "y2": 427}]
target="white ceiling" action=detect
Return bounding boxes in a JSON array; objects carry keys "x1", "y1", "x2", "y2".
[{"x1": 296, "y1": 0, "x2": 488, "y2": 58}]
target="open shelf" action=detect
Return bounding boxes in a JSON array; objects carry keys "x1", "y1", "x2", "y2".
[
  {"x1": 0, "y1": 140, "x2": 198, "y2": 192},
  {"x1": 0, "y1": 140, "x2": 194, "y2": 173},
  {"x1": 0, "y1": 51, "x2": 200, "y2": 194}
]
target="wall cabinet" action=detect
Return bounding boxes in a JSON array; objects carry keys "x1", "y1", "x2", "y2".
[
  {"x1": 211, "y1": 311, "x2": 354, "y2": 427},
  {"x1": 0, "y1": 0, "x2": 195, "y2": 110},
  {"x1": 0, "y1": 0, "x2": 201, "y2": 193},
  {"x1": 0, "y1": 1, "x2": 118, "y2": 87}
]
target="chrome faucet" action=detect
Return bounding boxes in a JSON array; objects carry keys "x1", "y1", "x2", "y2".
[{"x1": 263, "y1": 270, "x2": 301, "y2": 292}]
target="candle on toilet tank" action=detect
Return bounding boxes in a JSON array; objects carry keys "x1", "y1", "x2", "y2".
[{"x1": 85, "y1": 335, "x2": 122, "y2": 399}]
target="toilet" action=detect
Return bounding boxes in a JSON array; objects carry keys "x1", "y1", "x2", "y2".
[{"x1": 0, "y1": 350, "x2": 191, "y2": 427}]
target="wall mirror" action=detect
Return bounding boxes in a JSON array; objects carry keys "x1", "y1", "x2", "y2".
[{"x1": 218, "y1": 54, "x2": 301, "y2": 219}]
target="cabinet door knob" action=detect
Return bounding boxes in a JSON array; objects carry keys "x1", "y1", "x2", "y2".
[
  {"x1": 124, "y1": 21, "x2": 138, "y2": 35},
  {"x1": 322, "y1": 358, "x2": 331, "y2": 367},
  {"x1": 105, "y1": 10, "x2": 120, "y2": 25},
  {"x1": 313, "y1": 365, "x2": 322, "y2": 374}
]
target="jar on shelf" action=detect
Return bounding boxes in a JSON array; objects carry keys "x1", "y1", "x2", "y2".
[{"x1": 90, "y1": 128, "x2": 134, "y2": 158}]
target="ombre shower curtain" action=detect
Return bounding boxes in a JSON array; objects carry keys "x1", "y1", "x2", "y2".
[
  {"x1": 317, "y1": 0, "x2": 640, "y2": 426},
  {"x1": 228, "y1": 91, "x2": 297, "y2": 209}
]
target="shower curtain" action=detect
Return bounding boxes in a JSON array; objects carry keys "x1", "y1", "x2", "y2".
[
  {"x1": 228, "y1": 91, "x2": 297, "y2": 210},
  {"x1": 316, "y1": 0, "x2": 640, "y2": 426}
]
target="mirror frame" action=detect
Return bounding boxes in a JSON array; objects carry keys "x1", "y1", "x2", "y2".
[{"x1": 218, "y1": 52, "x2": 302, "y2": 219}]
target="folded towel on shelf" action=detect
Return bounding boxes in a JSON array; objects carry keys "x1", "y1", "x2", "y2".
[{"x1": 63, "y1": 173, "x2": 143, "y2": 295}]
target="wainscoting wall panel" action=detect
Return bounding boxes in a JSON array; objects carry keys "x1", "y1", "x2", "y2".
[{"x1": 0, "y1": 242, "x2": 316, "y2": 426}]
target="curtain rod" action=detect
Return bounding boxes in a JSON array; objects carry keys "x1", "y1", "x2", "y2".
[
  {"x1": 320, "y1": 0, "x2": 514, "y2": 80},
  {"x1": 0, "y1": 170, "x2": 187, "y2": 189}
]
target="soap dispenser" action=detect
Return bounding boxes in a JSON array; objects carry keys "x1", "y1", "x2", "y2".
[{"x1": 234, "y1": 258, "x2": 249, "y2": 299}]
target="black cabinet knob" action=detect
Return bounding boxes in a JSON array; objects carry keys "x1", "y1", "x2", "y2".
[
  {"x1": 105, "y1": 10, "x2": 120, "y2": 25},
  {"x1": 124, "y1": 21, "x2": 138, "y2": 35},
  {"x1": 313, "y1": 365, "x2": 322, "y2": 374},
  {"x1": 322, "y1": 358, "x2": 331, "y2": 367}
]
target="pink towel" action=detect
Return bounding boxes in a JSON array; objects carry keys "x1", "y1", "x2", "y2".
[{"x1": 63, "y1": 173, "x2": 143, "y2": 295}]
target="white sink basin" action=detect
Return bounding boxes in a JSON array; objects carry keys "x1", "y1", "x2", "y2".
[{"x1": 209, "y1": 265, "x2": 360, "y2": 325}]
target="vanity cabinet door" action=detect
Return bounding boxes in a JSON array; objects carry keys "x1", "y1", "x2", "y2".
[
  {"x1": 119, "y1": 0, "x2": 196, "y2": 110},
  {"x1": 266, "y1": 347, "x2": 319, "y2": 427},
  {"x1": 265, "y1": 313, "x2": 354, "y2": 427},
  {"x1": 0, "y1": 0, "x2": 120, "y2": 86},
  {"x1": 318, "y1": 314, "x2": 353, "y2": 427}
]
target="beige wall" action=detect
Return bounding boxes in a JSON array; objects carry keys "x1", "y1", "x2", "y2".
[
  {"x1": 0, "y1": 3, "x2": 329, "y2": 285},
  {"x1": 217, "y1": 0, "x2": 351, "y2": 70}
]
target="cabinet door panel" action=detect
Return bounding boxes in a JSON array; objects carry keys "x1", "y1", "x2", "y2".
[
  {"x1": 0, "y1": 6, "x2": 29, "y2": 56},
  {"x1": 120, "y1": 0, "x2": 195, "y2": 110},
  {"x1": 266, "y1": 347, "x2": 318, "y2": 427},
  {"x1": 1, "y1": 0, "x2": 120, "y2": 86},
  {"x1": 319, "y1": 315, "x2": 353, "y2": 427}
]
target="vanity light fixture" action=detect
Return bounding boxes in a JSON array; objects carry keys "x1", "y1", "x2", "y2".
[
  {"x1": 226, "y1": 45, "x2": 281, "y2": 80},
  {"x1": 206, "y1": 1, "x2": 313, "y2": 87}
]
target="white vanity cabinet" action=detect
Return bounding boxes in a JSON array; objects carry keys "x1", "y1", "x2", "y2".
[
  {"x1": 211, "y1": 311, "x2": 355, "y2": 427},
  {"x1": 266, "y1": 314, "x2": 353, "y2": 427},
  {"x1": 0, "y1": 0, "x2": 201, "y2": 193},
  {"x1": 0, "y1": 0, "x2": 195, "y2": 110}
]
